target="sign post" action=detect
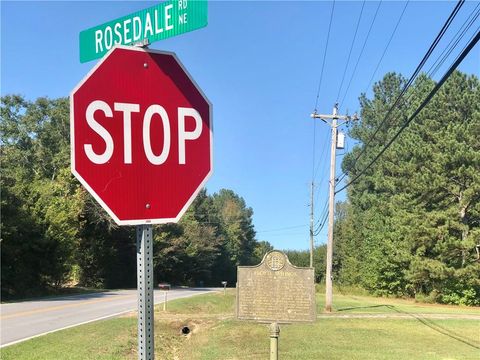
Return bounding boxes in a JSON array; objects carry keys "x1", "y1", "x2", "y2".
[
  {"x1": 269, "y1": 322, "x2": 280, "y2": 360},
  {"x1": 71, "y1": 45, "x2": 212, "y2": 360},
  {"x1": 136, "y1": 225, "x2": 155, "y2": 359},
  {"x1": 158, "y1": 283, "x2": 171, "y2": 311}
]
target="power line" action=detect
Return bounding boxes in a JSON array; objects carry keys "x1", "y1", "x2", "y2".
[
  {"x1": 257, "y1": 224, "x2": 308, "y2": 233},
  {"x1": 336, "y1": 1, "x2": 409, "y2": 186},
  {"x1": 335, "y1": 28, "x2": 480, "y2": 194},
  {"x1": 336, "y1": 0, "x2": 366, "y2": 102},
  {"x1": 314, "y1": 201, "x2": 329, "y2": 236},
  {"x1": 426, "y1": 4, "x2": 480, "y2": 78},
  {"x1": 364, "y1": 1, "x2": 410, "y2": 93},
  {"x1": 313, "y1": 0, "x2": 336, "y2": 112},
  {"x1": 387, "y1": 6, "x2": 480, "y2": 128},
  {"x1": 313, "y1": 130, "x2": 330, "y2": 181},
  {"x1": 336, "y1": 0, "x2": 464, "y2": 185},
  {"x1": 340, "y1": 0, "x2": 383, "y2": 107},
  {"x1": 311, "y1": 116, "x2": 317, "y2": 181},
  {"x1": 311, "y1": 0, "x2": 336, "y2": 267}
]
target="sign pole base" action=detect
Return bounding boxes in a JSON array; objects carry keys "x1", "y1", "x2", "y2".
[
  {"x1": 137, "y1": 224, "x2": 155, "y2": 360},
  {"x1": 269, "y1": 322, "x2": 280, "y2": 360}
]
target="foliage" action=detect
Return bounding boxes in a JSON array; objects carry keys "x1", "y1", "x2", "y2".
[
  {"x1": 153, "y1": 188, "x2": 259, "y2": 286},
  {"x1": 1, "y1": 95, "x2": 262, "y2": 298},
  {"x1": 284, "y1": 246, "x2": 326, "y2": 283},
  {"x1": 335, "y1": 71, "x2": 480, "y2": 305},
  {"x1": 1, "y1": 96, "x2": 82, "y2": 297}
]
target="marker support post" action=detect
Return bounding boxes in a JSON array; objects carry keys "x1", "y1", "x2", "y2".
[{"x1": 269, "y1": 322, "x2": 280, "y2": 360}]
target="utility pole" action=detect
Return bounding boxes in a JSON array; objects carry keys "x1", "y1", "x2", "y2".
[
  {"x1": 309, "y1": 181, "x2": 314, "y2": 268},
  {"x1": 311, "y1": 103, "x2": 357, "y2": 312}
]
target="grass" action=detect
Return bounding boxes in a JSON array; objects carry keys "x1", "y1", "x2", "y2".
[
  {"x1": 318, "y1": 293, "x2": 480, "y2": 315},
  {"x1": 165, "y1": 291, "x2": 235, "y2": 315},
  {"x1": 1, "y1": 317, "x2": 137, "y2": 360},
  {"x1": 2, "y1": 289, "x2": 479, "y2": 360}
]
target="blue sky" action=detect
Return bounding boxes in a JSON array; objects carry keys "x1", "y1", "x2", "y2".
[{"x1": 2, "y1": 1, "x2": 479, "y2": 250}]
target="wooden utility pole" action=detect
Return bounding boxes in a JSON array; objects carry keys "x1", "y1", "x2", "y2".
[
  {"x1": 309, "y1": 181, "x2": 314, "y2": 268},
  {"x1": 311, "y1": 103, "x2": 357, "y2": 312}
]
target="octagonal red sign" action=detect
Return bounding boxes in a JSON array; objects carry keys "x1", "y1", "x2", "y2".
[{"x1": 70, "y1": 45, "x2": 212, "y2": 225}]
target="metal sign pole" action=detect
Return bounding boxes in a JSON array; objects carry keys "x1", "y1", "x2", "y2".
[{"x1": 137, "y1": 225, "x2": 155, "y2": 360}]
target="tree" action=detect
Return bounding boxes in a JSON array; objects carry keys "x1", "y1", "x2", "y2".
[
  {"x1": 1, "y1": 96, "x2": 81, "y2": 297},
  {"x1": 0, "y1": 95, "x2": 264, "y2": 296},
  {"x1": 153, "y1": 191, "x2": 222, "y2": 286},
  {"x1": 210, "y1": 189, "x2": 257, "y2": 283},
  {"x1": 253, "y1": 240, "x2": 274, "y2": 264},
  {"x1": 337, "y1": 71, "x2": 480, "y2": 304}
]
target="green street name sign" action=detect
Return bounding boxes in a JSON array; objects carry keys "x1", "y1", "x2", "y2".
[{"x1": 79, "y1": 0, "x2": 207, "y2": 63}]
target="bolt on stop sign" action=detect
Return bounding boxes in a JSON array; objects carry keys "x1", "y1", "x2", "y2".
[{"x1": 70, "y1": 45, "x2": 212, "y2": 225}]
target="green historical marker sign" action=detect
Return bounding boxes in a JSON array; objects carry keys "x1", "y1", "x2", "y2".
[{"x1": 79, "y1": 0, "x2": 207, "y2": 63}]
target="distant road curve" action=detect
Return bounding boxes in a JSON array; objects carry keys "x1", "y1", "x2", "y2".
[{"x1": 0, "y1": 287, "x2": 219, "y2": 347}]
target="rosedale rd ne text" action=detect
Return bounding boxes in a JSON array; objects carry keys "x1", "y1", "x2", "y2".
[
  {"x1": 93, "y1": 4, "x2": 175, "y2": 54},
  {"x1": 79, "y1": 0, "x2": 207, "y2": 63}
]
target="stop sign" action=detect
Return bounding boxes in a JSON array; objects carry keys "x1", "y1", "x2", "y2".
[{"x1": 70, "y1": 45, "x2": 212, "y2": 225}]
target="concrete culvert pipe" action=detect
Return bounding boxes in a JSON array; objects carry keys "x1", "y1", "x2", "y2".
[{"x1": 181, "y1": 326, "x2": 190, "y2": 335}]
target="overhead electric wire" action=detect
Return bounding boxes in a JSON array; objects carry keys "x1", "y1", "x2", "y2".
[
  {"x1": 314, "y1": 216, "x2": 328, "y2": 236},
  {"x1": 340, "y1": 0, "x2": 383, "y2": 107},
  {"x1": 335, "y1": 0, "x2": 464, "y2": 185},
  {"x1": 336, "y1": 0, "x2": 366, "y2": 102},
  {"x1": 313, "y1": 132, "x2": 330, "y2": 181},
  {"x1": 314, "y1": 201, "x2": 329, "y2": 236},
  {"x1": 364, "y1": 1, "x2": 410, "y2": 93},
  {"x1": 311, "y1": 117, "x2": 317, "y2": 182},
  {"x1": 311, "y1": 0, "x2": 336, "y2": 183},
  {"x1": 257, "y1": 224, "x2": 308, "y2": 233},
  {"x1": 313, "y1": 0, "x2": 336, "y2": 112},
  {"x1": 336, "y1": 1, "x2": 409, "y2": 185},
  {"x1": 397, "y1": 5, "x2": 479, "y2": 112},
  {"x1": 389, "y1": 5, "x2": 480, "y2": 123},
  {"x1": 310, "y1": 1, "x2": 336, "y2": 243},
  {"x1": 426, "y1": 4, "x2": 480, "y2": 77},
  {"x1": 335, "y1": 28, "x2": 480, "y2": 194},
  {"x1": 311, "y1": 196, "x2": 328, "y2": 228}
]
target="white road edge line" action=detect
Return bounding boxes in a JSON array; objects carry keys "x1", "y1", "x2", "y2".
[{"x1": 1, "y1": 289, "x2": 217, "y2": 348}]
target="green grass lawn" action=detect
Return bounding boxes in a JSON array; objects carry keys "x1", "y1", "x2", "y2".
[
  {"x1": 2, "y1": 290, "x2": 479, "y2": 360},
  {"x1": 317, "y1": 287, "x2": 480, "y2": 315}
]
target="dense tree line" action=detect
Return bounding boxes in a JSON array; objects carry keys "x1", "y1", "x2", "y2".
[
  {"x1": 2, "y1": 71, "x2": 478, "y2": 305},
  {"x1": 0, "y1": 95, "x2": 266, "y2": 299},
  {"x1": 334, "y1": 71, "x2": 480, "y2": 305}
]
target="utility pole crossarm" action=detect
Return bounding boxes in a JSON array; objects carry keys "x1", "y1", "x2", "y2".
[
  {"x1": 310, "y1": 113, "x2": 351, "y2": 120},
  {"x1": 310, "y1": 111, "x2": 358, "y2": 127}
]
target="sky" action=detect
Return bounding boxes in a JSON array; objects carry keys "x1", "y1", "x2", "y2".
[{"x1": 1, "y1": 0, "x2": 479, "y2": 251}]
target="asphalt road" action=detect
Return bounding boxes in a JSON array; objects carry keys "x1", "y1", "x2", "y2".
[{"x1": 0, "y1": 287, "x2": 219, "y2": 347}]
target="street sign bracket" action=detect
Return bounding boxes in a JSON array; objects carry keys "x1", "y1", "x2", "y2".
[{"x1": 133, "y1": 38, "x2": 150, "y2": 48}]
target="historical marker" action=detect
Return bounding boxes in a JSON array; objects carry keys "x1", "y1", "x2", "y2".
[{"x1": 236, "y1": 250, "x2": 316, "y2": 323}]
